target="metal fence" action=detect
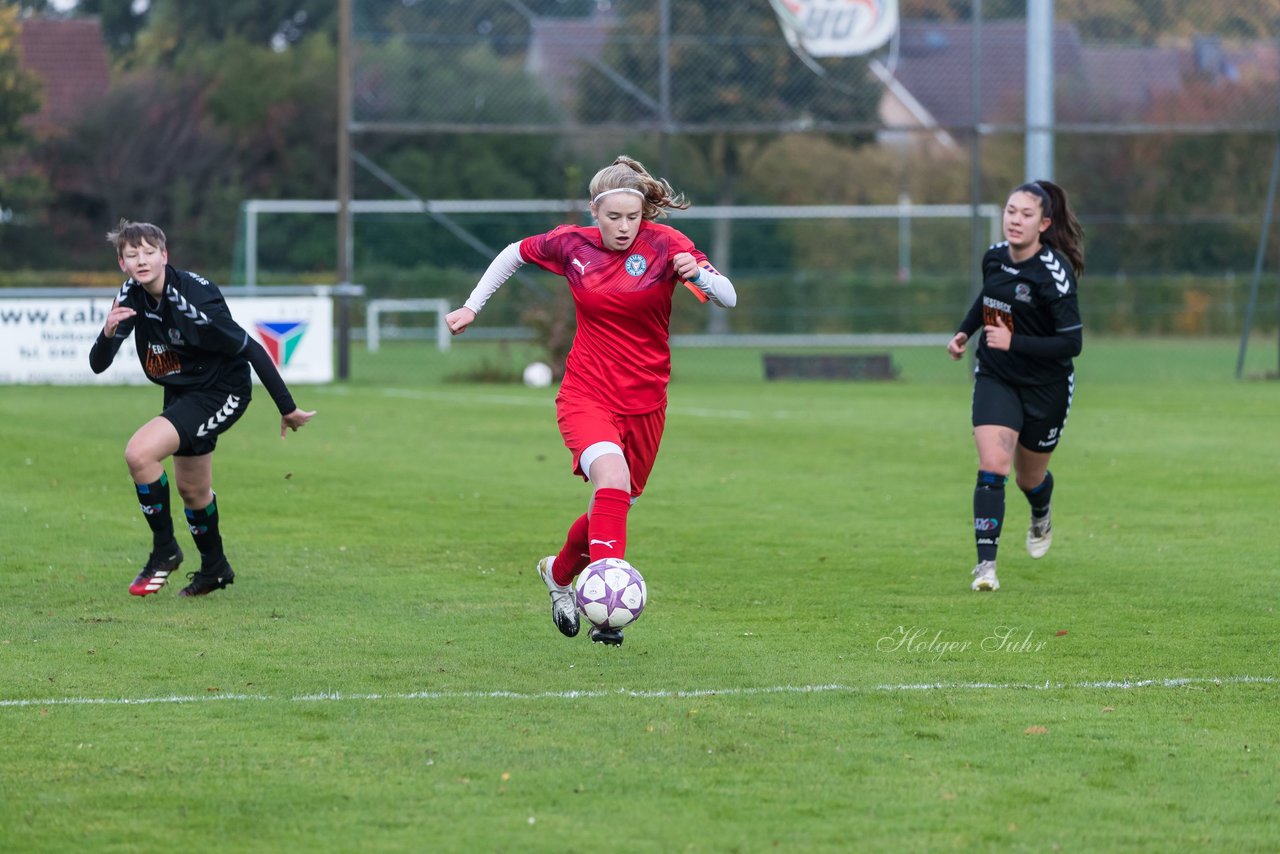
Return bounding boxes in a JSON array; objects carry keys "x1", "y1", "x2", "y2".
[
  {"x1": 292, "y1": 0, "x2": 1280, "y2": 343},
  {"x1": 352, "y1": 1, "x2": 1280, "y2": 134}
]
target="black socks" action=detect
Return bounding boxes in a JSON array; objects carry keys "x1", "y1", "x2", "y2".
[
  {"x1": 974, "y1": 470, "x2": 1007, "y2": 562},
  {"x1": 185, "y1": 495, "x2": 225, "y2": 566},
  {"x1": 135, "y1": 472, "x2": 176, "y2": 549},
  {"x1": 1022, "y1": 470, "x2": 1054, "y2": 520}
]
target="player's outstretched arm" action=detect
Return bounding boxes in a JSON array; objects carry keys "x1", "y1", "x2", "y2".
[
  {"x1": 281, "y1": 408, "x2": 316, "y2": 438},
  {"x1": 452, "y1": 242, "x2": 527, "y2": 332},
  {"x1": 103, "y1": 299, "x2": 136, "y2": 338},
  {"x1": 89, "y1": 299, "x2": 137, "y2": 373},
  {"x1": 949, "y1": 294, "x2": 983, "y2": 361},
  {"x1": 673, "y1": 252, "x2": 737, "y2": 308},
  {"x1": 445, "y1": 306, "x2": 476, "y2": 335},
  {"x1": 241, "y1": 337, "x2": 308, "y2": 434}
]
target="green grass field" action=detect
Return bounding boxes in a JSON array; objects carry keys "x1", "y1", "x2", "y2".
[{"x1": 2, "y1": 338, "x2": 1278, "y2": 852}]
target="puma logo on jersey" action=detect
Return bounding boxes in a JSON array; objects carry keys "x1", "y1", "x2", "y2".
[
  {"x1": 589, "y1": 538, "x2": 617, "y2": 549},
  {"x1": 571, "y1": 258, "x2": 590, "y2": 274}
]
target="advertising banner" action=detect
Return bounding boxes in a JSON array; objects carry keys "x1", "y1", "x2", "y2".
[
  {"x1": 0, "y1": 295, "x2": 333, "y2": 385},
  {"x1": 769, "y1": 0, "x2": 899, "y2": 57}
]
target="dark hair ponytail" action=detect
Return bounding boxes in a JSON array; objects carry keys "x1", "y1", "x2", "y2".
[{"x1": 1018, "y1": 180, "x2": 1084, "y2": 276}]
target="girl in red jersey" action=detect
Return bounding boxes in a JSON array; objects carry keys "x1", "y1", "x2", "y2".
[{"x1": 445, "y1": 155, "x2": 737, "y2": 645}]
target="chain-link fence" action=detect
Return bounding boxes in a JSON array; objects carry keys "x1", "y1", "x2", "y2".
[
  {"x1": 352, "y1": 0, "x2": 884, "y2": 133},
  {"x1": 352, "y1": 0, "x2": 1280, "y2": 133},
  {"x1": 245, "y1": 1, "x2": 1280, "y2": 343}
]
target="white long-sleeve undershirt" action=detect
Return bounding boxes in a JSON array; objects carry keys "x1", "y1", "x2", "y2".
[
  {"x1": 463, "y1": 242, "x2": 525, "y2": 314},
  {"x1": 462, "y1": 241, "x2": 738, "y2": 312},
  {"x1": 689, "y1": 267, "x2": 737, "y2": 308}
]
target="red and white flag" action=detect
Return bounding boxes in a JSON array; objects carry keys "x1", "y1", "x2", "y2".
[{"x1": 770, "y1": 0, "x2": 899, "y2": 57}]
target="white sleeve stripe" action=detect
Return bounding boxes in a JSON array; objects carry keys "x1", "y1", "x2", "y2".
[
  {"x1": 464, "y1": 243, "x2": 526, "y2": 314},
  {"x1": 1056, "y1": 323, "x2": 1083, "y2": 332}
]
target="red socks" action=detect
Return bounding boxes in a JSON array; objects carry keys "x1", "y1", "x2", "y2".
[
  {"x1": 551, "y1": 488, "x2": 632, "y2": 586},
  {"x1": 553, "y1": 513, "x2": 590, "y2": 586},
  {"x1": 587, "y1": 487, "x2": 630, "y2": 563}
]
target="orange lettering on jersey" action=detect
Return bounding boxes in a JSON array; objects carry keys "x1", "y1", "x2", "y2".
[
  {"x1": 982, "y1": 304, "x2": 1015, "y2": 334},
  {"x1": 145, "y1": 346, "x2": 182, "y2": 378}
]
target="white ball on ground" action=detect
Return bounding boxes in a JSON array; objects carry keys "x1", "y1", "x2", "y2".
[{"x1": 522, "y1": 361, "x2": 553, "y2": 388}]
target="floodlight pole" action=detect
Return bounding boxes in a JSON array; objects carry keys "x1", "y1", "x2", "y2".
[
  {"x1": 1025, "y1": 0, "x2": 1054, "y2": 181},
  {"x1": 337, "y1": 0, "x2": 353, "y2": 380},
  {"x1": 1235, "y1": 133, "x2": 1280, "y2": 378},
  {"x1": 968, "y1": 0, "x2": 985, "y2": 306},
  {"x1": 658, "y1": 0, "x2": 671, "y2": 176}
]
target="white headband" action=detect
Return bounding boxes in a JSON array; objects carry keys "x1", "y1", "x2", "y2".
[{"x1": 591, "y1": 187, "x2": 646, "y2": 205}]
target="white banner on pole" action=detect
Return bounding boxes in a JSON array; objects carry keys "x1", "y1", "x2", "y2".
[
  {"x1": 0, "y1": 296, "x2": 333, "y2": 385},
  {"x1": 770, "y1": 0, "x2": 899, "y2": 58}
]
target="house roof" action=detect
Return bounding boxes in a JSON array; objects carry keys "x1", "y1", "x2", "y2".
[
  {"x1": 1075, "y1": 45, "x2": 1184, "y2": 117},
  {"x1": 17, "y1": 16, "x2": 110, "y2": 136},
  {"x1": 889, "y1": 20, "x2": 1086, "y2": 127},
  {"x1": 525, "y1": 8, "x2": 618, "y2": 111},
  {"x1": 886, "y1": 19, "x2": 1280, "y2": 129}
]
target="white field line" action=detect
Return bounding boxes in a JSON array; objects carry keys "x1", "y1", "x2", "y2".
[{"x1": 1, "y1": 676, "x2": 1274, "y2": 709}]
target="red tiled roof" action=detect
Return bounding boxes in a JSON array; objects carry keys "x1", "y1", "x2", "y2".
[{"x1": 17, "y1": 17, "x2": 110, "y2": 136}]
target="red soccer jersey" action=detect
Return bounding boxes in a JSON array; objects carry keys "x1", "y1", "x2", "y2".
[{"x1": 520, "y1": 220, "x2": 714, "y2": 414}]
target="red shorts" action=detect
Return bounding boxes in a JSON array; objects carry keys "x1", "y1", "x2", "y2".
[{"x1": 556, "y1": 394, "x2": 666, "y2": 498}]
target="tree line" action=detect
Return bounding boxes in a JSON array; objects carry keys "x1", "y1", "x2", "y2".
[{"x1": 1, "y1": 0, "x2": 1276, "y2": 283}]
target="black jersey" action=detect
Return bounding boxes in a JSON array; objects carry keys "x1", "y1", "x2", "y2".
[
  {"x1": 962, "y1": 242, "x2": 1082, "y2": 386},
  {"x1": 90, "y1": 265, "x2": 252, "y2": 391}
]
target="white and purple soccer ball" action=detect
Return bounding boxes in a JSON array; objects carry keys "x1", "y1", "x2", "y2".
[{"x1": 574, "y1": 558, "x2": 647, "y2": 630}]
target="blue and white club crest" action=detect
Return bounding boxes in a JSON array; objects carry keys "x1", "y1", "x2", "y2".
[
  {"x1": 1014, "y1": 283, "x2": 1032, "y2": 303},
  {"x1": 624, "y1": 254, "x2": 648, "y2": 276}
]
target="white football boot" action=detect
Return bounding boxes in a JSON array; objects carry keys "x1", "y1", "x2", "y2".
[
  {"x1": 1026, "y1": 510, "x2": 1053, "y2": 559},
  {"x1": 537, "y1": 556, "x2": 580, "y2": 637},
  {"x1": 970, "y1": 560, "x2": 1000, "y2": 592}
]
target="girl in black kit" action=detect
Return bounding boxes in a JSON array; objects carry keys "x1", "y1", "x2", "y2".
[
  {"x1": 947, "y1": 181, "x2": 1084, "y2": 592},
  {"x1": 90, "y1": 220, "x2": 315, "y2": 597}
]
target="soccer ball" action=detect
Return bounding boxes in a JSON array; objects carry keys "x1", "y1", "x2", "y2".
[
  {"x1": 574, "y1": 558, "x2": 647, "y2": 630},
  {"x1": 522, "y1": 361, "x2": 553, "y2": 388}
]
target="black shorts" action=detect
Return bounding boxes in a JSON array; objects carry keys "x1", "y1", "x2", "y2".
[
  {"x1": 971, "y1": 373, "x2": 1073, "y2": 452},
  {"x1": 162, "y1": 383, "x2": 252, "y2": 457}
]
